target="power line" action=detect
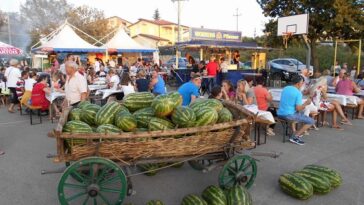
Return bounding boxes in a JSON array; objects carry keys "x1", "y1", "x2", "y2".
[{"x1": 233, "y1": 8, "x2": 242, "y2": 32}]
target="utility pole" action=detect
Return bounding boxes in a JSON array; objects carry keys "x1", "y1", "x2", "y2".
[
  {"x1": 233, "y1": 8, "x2": 241, "y2": 31},
  {"x1": 172, "y1": 0, "x2": 187, "y2": 68},
  {"x1": 7, "y1": 14, "x2": 12, "y2": 45}
]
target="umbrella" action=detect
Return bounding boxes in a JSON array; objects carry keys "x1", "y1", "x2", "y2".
[{"x1": 0, "y1": 41, "x2": 23, "y2": 55}]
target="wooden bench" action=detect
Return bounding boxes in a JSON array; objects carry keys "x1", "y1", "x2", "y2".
[
  {"x1": 28, "y1": 105, "x2": 43, "y2": 125},
  {"x1": 344, "y1": 104, "x2": 358, "y2": 120},
  {"x1": 276, "y1": 117, "x2": 297, "y2": 143}
]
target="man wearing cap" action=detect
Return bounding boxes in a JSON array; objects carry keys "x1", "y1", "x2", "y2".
[
  {"x1": 5, "y1": 59, "x2": 22, "y2": 113},
  {"x1": 64, "y1": 61, "x2": 87, "y2": 107},
  {"x1": 278, "y1": 75, "x2": 315, "y2": 145},
  {"x1": 178, "y1": 74, "x2": 202, "y2": 106}
]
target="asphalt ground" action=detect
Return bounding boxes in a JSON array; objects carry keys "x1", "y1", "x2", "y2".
[{"x1": 0, "y1": 107, "x2": 363, "y2": 205}]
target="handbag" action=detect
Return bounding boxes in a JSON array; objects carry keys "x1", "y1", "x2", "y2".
[{"x1": 1, "y1": 82, "x2": 10, "y2": 95}]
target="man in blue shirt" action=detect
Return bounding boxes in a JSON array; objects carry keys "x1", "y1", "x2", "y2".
[
  {"x1": 178, "y1": 74, "x2": 202, "y2": 106},
  {"x1": 278, "y1": 75, "x2": 314, "y2": 145}
]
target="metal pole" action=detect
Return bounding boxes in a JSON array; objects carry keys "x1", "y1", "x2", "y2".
[
  {"x1": 358, "y1": 39, "x2": 362, "y2": 74},
  {"x1": 178, "y1": 0, "x2": 181, "y2": 43},
  {"x1": 333, "y1": 40, "x2": 338, "y2": 77},
  {"x1": 303, "y1": 35, "x2": 311, "y2": 71},
  {"x1": 233, "y1": 8, "x2": 242, "y2": 32},
  {"x1": 7, "y1": 14, "x2": 12, "y2": 45}
]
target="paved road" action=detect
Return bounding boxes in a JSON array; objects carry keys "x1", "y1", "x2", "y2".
[{"x1": 0, "y1": 107, "x2": 363, "y2": 205}]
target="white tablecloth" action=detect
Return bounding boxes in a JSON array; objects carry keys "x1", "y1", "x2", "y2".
[
  {"x1": 269, "y1": 88, "x2": 283, "y2": 102},
  {"x1": 88, "y1": 84, "x2": 107, "y2": 91},
  {"x1": 95, "y1": 89, "x2": 123, "y2": 99},
  {"x1": 46, "y1": 92, "x2": 65, "y2": 103},
  {"x1": 243, "y1": 105, "x2": 275, "y2": 123},
  {"x1": 326, "y1": 93, "x2": 358, "y2": 106},
  {"x1": 355, "y1": 90, "x2": 364, "y2": 97}
]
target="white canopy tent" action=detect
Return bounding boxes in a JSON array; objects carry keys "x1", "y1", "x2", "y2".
[
  {"x1": 31, "y1": 21, "x2": 105, "y2": 53},
  {"x1": 103, "y1": 27, "x2": 157, "y2": 53}
]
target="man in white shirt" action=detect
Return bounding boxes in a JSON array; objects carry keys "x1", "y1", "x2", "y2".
[
  {"x1": 94, "y1": 58, "x2": 100, "y2": 73},
  {"x1": 108, "y1": 69, "x2": 120, "y2": 90},
  {"x1": 60, "y1": 54, "x2": 74, "y2": 75},
  {"x1": 64, "y1": 61, "x2": 88, "y2": 107},
  {"x1": 4, "y1": 59, "x2": 21, "y2": 113}
]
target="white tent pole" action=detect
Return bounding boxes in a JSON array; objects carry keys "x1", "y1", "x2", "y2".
[
  {"x1": 30, "y1": 21, "x2": 67, "y2": 50},
  {"x1": 94, "y1": 26, "x2": 122, "y2": 45},
  {"x1": 67, "y1": 22, "x2": 104, "y2": 45}
]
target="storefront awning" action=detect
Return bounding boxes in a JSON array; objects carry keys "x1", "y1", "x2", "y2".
[{"x1": 176, "y1": 40, "x2": 265, "y2": 50}]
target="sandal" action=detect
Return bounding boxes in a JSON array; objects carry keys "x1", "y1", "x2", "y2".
[
  {"x1": 332, "y1": 125, "x2": 344, "y2": 130},
  {"x1": 340, "y1": 120, "x2": 353, "y2": 126},
  {"x1": 7, "y1": 109, "x2": 15, "y2": 113}
]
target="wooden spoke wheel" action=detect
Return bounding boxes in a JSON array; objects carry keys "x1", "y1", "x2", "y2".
[
  {"x1": 218, "y1": 155, "x2": 257, "y2": 189},
  {"x1": 188, "y1": 160, "x2": 214, "y2": 171},
  {"x1": 58, "y1": 157, "x2": 127, "y2": 205}
]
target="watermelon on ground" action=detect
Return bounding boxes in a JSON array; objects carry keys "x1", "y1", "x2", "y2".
[
  {"x1": 293, "y1": 169, "x2": 331, "y2": 194},
  {"x1": 146, "y1": 200, "x2": 165, "y2": 205},
  {"x1": 279, "y1": 173, "x2": 314, "y2": 200},
  {"x1": 225, "y1": 185, "x2": 252, "y2": 205},
  {"x1": 303, "y1": 165, "x2": 342, "y2": 188},
  {"x1": 181, "y1": 194, "x2": 208, "y2": 205},
  {"x1": 201, "y1": 185, "x2": 227, "y2": 205}
]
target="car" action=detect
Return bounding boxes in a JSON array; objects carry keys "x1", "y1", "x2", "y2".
[
  {"x1": 268, "y1": 58, "x2": 313, "y2": 81},
  {"x1": 164, "y1": 57, "x2": 188, "y2": 69}
]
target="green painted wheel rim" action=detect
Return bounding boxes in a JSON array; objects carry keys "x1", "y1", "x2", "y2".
[
  {"x1": 218, "y1": 155, "x2": 257, "y2": 189},
  {"x1": 58, "y1": 157, "x2": 127, "y2": 205}
]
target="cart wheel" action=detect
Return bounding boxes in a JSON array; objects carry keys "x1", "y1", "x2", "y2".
[
  {"x1": 58, "y1": 157, "x2": 127, "y2": 205},
  {"x1": 218, "y1": 155, "x2": 257, "y2": 190},
  {"x1": 188, "y1": 160, "x2": 213, "y2": 171}
]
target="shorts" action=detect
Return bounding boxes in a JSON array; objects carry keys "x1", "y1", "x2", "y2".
[
  {"x1": 9, "y1": 87, "x2": 19, "y2": 104},
  {"x1": 278, "y1": 113, "x2": 315, "y2": 125}
]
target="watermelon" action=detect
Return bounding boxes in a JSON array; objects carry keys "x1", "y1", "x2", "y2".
[
  {"x1": 195, "y1": 107, "x2": 218, "y2": 126},
  {"x1": 225, "y1": 185, "x2": 252, "y2": 205},
  {"x1": 133, "y1": 107, "x2": 155, "y2": 128},
  {"x1": 95, "y1": 102, "x2": 123, "y2": 125},
  {"x1": 279, "y1": 173, "x2": 313, "y2": 200},
  {"x1": 151, "y1": 94, "x2": 176, "y2": 117},
  {"x1": 171, "y1": 106, "x2": 196, "y2": 128},
  {"x1": 167, "y1": 91, "x2": 183, "y2": 107},
  {"x1": 123, "y1": 92, "x2": 155, "y2": 111},
  {"x1": 148, "y1": 117, "x2": 175, "y2": 131},
  {"x1": 63, "y1": 120, "x2": 93, "y2": 146},
  {"x1": 303, "y1": 165, "x2": 342, "y2": 188},
  {"x1": 190, "y1": 99, "x2": 223, "y2": 113},
  {"x1": 114, "y1": 111, "x2": 137, "y2": 132},
  {"x1": 293, "y1": 169, "x2": 331, "y2": 194},
  {"x1": 77, "y1": 101, "x2": 91, "y2": 109},
  {"x1": 201, "y1": 185, "x2": 227, "y2": 205},
  {"x1": 146, "y1": 200, "x2": 164, "y2": 205},
  {"x1": 181, "y1": 194, "x2": 208, "y2": 205},
  {"x1": 218, "y1": 108, "x2": 233, "y2": 123},
  {"x1": 80, "y1": 104, "x2": 101, "y2": 125},
  {"x1": 96, "y1": 124, "x2": 121, "y2": 134},
  {"x1": 137, "y1": 164, "x2": 159, "y2": 176},
  {"x1": 68, "y1": 108, "x2": 82, "y2": 121}
]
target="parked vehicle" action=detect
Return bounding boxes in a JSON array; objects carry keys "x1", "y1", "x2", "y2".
[
  {"x1": 268, "y1": 58, "x2": 313, "y2": 81},
  {"x1": 164, "y1": 57, "x2": 188, "y2": 69}
]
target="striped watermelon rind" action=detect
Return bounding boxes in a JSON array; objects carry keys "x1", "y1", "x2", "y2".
[
  {"x1": 146, "y1": 200, "x2": 165, "y2": 205},
  {"x1": 114, "y1": 111, "x2": 137, "y2": 132},
  {"x1": 123, "y1": 92, "x2": 155, "y2": 111},
  {"x1": 303, "y1": 165, "x2": 342, "y2": 188},
  {"x1": 279, "y1": 173, "x2": 313, "y2": 200},
  {"x1": 201, "y1": 185, "x2": 227, "y2": 205},
  {"x1": 77, "y1": 101, "x2": 91, "y2": 110},
  {"x1": 293, "y1": 170, "x2": 331, "y2": 194},
  {"x1": 225, "y1": 185, "x2": 252, "y2": 205},
  {"x1": 68, "y1": 108, "x2": 82, "y2": 121},
  {"x1": 218, "y1": 107, "x2": 233, "y2": 123},
  {"x1": 171, "y1": 106, "x2": 196, "y2": 128},
  {"x1": 63, "y1": 120, "x2": 93, "y2": 146},
  {"x1": 148, "y1": 117, "x2": 175, "y2": 131},
  {"x1": 151, "y1": 94, "x2": 176, "y2": 117},
  {"x1": 80, "y1": 104, "x2": 101, "y2": 125},
  {"x1": 190, "y1": 99, "x2": 223, "y2": 113},
  {"x1": 133, "y1": 107, "x2": 155, "y2": 128},
  {"x1": 181, "y1": 194, "x2": 208, "y2": 205},
  {"x1": 96, "y1": 124, "x2": 121, "y2": 134},
  {"x1": 95, "y1": 102, "x2": 123, "y2": 125},
  {"x1": 167, "y1": 91, "x2": 183, "y2": 107},
  {"x1": 195, "y1": 107, "x2": 218, "y2": 127}
]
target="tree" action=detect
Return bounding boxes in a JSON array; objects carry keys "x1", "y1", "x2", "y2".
[
  {"x1": 256, "y1": 0, "x2": 364, "y2": 69},
  {"x1": 67, "y1": 5, "x2": 113, "y2": 45},
  {"x1": 0, "y1": 10, "x2": 6, "y2": 28},
  {"x1": 153, "y1": 9, "x2": 161, "y2": 21}
]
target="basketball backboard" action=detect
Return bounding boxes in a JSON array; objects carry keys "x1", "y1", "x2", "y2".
[{"x1": 277, "y1": 14, "x2": 309, "y2": 36}]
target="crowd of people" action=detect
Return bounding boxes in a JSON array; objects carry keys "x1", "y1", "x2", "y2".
[{"x1": 0, "y1": 55, "x2": 364, "y2": 155}]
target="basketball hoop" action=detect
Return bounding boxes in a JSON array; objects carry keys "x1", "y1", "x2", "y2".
[{"x1": 282, "y1": 32, "x2": 293, "y2": 49}]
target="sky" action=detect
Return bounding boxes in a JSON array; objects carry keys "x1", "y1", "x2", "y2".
[{"x1": 1, "y1": 0, "x2": 269, "y2": 37}]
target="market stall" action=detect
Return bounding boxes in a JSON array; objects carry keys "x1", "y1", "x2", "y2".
[{"x1": 0, "y1": 41, "x2": 23, "y2": 55}]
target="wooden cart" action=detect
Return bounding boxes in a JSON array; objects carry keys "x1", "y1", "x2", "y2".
[{"x1": 47, "y1": 101, "x2": 275, "y2": 205}]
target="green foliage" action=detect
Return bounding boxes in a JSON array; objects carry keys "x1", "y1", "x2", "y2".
[{"x1": 153, "y1": 8, "x2": 161, "y2": 21}]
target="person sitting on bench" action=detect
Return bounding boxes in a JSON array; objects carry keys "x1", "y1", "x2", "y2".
[{"x1": 277, "y1": 75, "x2": 315, "y2": 145}]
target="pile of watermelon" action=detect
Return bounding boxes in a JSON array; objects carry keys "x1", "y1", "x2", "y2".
[
  {"x1": 181, "y1": 185, "x2": 253, "y2": 205},
  {"x1": 279, "y1": 164, "x2": 342, "y2": 200},
  {"x1": 63, "y1": 92, "x2": 234, "y2": 135}
]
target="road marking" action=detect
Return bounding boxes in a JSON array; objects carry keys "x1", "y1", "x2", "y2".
[{"x1": 0, "y1": 120, "x2": 29, "y2": 125}]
